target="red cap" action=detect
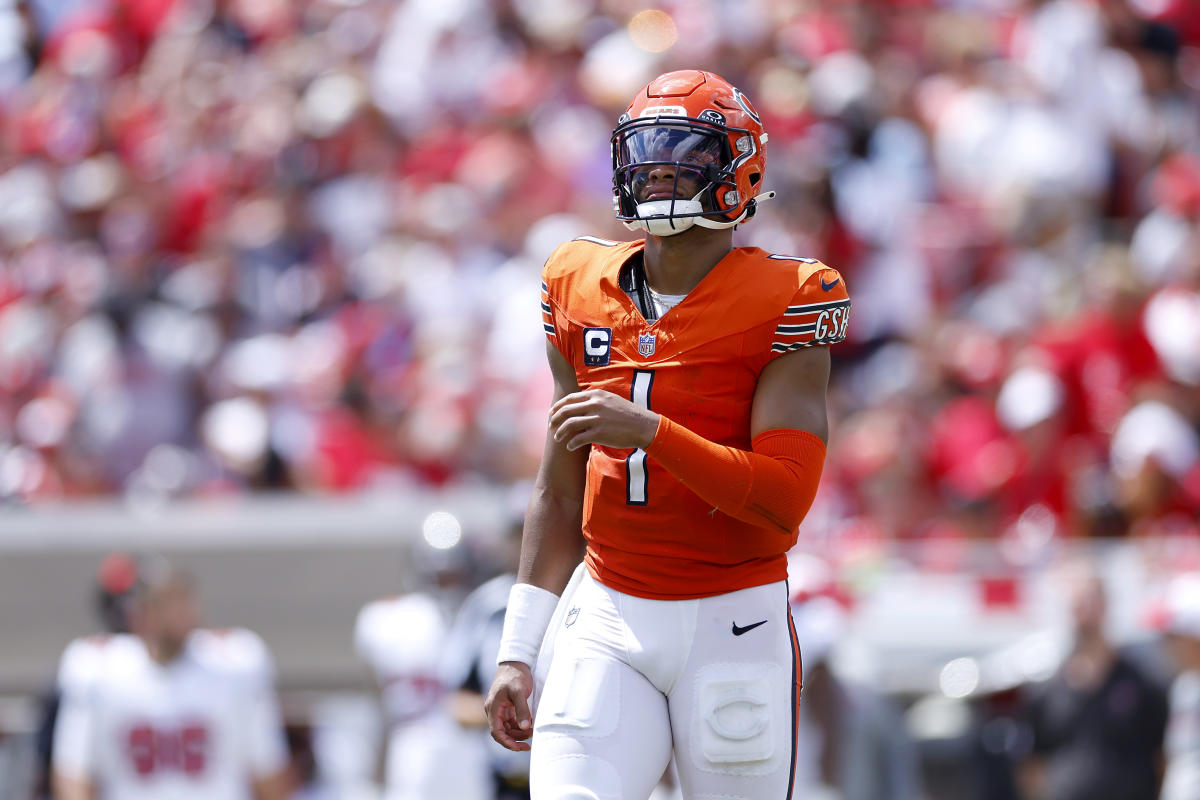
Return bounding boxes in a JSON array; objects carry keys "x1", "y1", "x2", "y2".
[{"x1": 96, "y1": 553, "x2": 138, "y2": 595}]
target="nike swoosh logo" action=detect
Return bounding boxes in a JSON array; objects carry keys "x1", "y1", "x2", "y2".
[
  {"x1": 731, "y1": 619, "x2": 768, "y2": 636},
  {"x1": 820, "y1": 276, "x2": 840, "y2": 291}
]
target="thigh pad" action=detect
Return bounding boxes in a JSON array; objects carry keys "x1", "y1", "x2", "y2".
[
  {"x1": 536, "y1": 658, "x2": 620, "y2": 739},
  {"x1": 690, "y1": 662, "x2": 786, "y2": 776}
]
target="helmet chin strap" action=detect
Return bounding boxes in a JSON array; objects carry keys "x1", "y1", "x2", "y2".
[
  {"x1": 626, "y1": 198, "x2": 703, "y2": 236},
  {"x1": 624, "y1": 191, "x2": 777, "y2": 237}
]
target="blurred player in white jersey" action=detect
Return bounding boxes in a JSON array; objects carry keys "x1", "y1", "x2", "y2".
[
  {"x1": 354, "y1": 542, "x2": 490, "y2": 800},
  {"x1": 35, "y1": 553, "x2": 143, "y2": 798},
  {"x1": 443, "y1": 490, "x2": 533, "y2": 799},
  {"x1": 51, "y1": 560, "x2": 290, "y2": 800},
  {"x1": 1155, "y1": 573, "x2": 1200, "y2": 800}
]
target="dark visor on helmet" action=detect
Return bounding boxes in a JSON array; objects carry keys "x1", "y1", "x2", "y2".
[
  {"x1": 611, "y1": 119, "x2": 743, "y2": 222},
  {"x1": 616, "y1": 126, "x2": 725, "y2": 170}
]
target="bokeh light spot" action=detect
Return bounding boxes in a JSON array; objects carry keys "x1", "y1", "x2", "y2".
[
  {"x1": 939, "y1": 657, "x2": 981, "y2": 699},
  {"x1": 423, "y1": 511, "x2": 462, "y2": 550},
  {"x1": 628, "y1": 10, "x2": 677, "y2": 54}
]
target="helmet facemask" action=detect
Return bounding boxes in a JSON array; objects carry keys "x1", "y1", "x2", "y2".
[{"x1": 612, "y1": 121, "x2": 744, "y2": 237}]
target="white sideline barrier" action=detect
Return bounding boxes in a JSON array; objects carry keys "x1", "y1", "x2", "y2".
[{"x1": 0, "y1": 486, "x2": 510, "y2": 549}]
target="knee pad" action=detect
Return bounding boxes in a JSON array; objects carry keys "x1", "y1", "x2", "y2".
[
  {"x1": 530, "y1": 754, "x2": 622, "y2": 800},
  {"x1": 691, "y1": 663, "x2": 785, "y2": 776}
]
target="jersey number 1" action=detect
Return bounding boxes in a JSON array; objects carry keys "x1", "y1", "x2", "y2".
[{"x1": 626, "y1": 370, "x2": 654, "y2": 505}]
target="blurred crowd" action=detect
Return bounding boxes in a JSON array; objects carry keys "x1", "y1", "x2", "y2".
[{"x1": 0, "y1": 0, "x2": 1197, "y2": 553}]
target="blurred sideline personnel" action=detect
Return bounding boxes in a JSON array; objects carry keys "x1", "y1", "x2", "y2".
[
  {"x1": 35, "y1": 553, "x2": 143, "y2": 798},
  {"x1": 443, "y1": 488, "x2": 533, "y2": 799},
  {"x1": 485, "y1": 70, "x2": 850, "y2": 799},
  {"x1": 51, "y1": 557, "x2": 290, "y2": 800},
  {"x1": 1154, "y1": 572, "x2": 1200, "y2": 800},
  {"x1": 354, "y1": 542, "x2": 491, "y2": 800},
  {"x1": 1020, "y1": 562, "x2": 1168, "y2": 800},
  {"x1": 787, "y1": 559, "x2": 924, "y2": 800}
]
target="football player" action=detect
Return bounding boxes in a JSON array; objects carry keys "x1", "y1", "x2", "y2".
[
  {"x1": 442, "y1": 490, "x2": 533, "y2": 799},
  {"x1": 34, "y1": 552, "x2": 143, "y2": 798},
  {"x1": 484, "y1": 70, "x2": 850, "y2": 799},
  {"x1": 51, "y1": 561, "x2": 289, "y2": 800},
  {"x1": 354, "y1": 544, "x2": 491, "y2": 800}
]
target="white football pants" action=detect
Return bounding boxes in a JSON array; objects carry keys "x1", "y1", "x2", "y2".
[{"x1": 530, "y1": 570, "x2": 801, "y2": 800}]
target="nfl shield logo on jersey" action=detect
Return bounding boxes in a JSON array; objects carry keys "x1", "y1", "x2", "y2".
[{"x1": 638, "y1": 333, "x2": 656, "y2": 357}]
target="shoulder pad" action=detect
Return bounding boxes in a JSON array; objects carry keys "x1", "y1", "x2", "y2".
[
  {"x1": 571, "y1": 235, "x2": 622, "y2": 247},
  {"x1": 58, "y1": 635, "x2": 108, "y2": 691},
  {"x1": 188, "y1": 627, "x2": 274, "y2": 679},
  {"x1": 355, "y1": 593, "x2": 446, "y2": 673}
]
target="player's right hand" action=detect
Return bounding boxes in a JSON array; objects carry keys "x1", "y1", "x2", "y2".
[{"x1": 485, "y1": 661, "x2": 535, "y2": 751}]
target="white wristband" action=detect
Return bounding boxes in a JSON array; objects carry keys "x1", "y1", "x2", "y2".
[{"x1": 496, "y1": 583, "x2": 560, "y2": 668}]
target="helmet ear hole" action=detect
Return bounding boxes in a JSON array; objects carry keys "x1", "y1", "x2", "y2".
[{"x1": 749, "y1": 173, "x2": 761, "y2": 186}]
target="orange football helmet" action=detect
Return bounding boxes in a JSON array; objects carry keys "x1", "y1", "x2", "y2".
[{"x1": 612, "y1": 70, "x2": 773, "y2": 236}]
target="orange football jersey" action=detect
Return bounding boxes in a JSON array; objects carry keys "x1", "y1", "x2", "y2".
[{"x1": 541, "y1": 237, "x2": 850, "y2": 600}]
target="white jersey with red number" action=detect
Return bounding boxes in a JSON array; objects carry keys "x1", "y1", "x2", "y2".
[
  {"x1": 354, "y1": 594, "x2": 448, "y2": 725},
  {"x1": 52, "y1": 632, "x2": 287, "y2": 800},
  {"x1": 354, "y1": 592, "x2": 490, "y2": 800}
]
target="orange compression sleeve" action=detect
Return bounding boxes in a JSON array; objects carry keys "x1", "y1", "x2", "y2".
[{"x1": 644, "y1": 418, "x2": 827, "y2": 535}]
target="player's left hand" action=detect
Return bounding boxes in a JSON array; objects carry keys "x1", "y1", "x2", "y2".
[{"x1": 550, "y1": 389, "x2": 659, "y2": 451}]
